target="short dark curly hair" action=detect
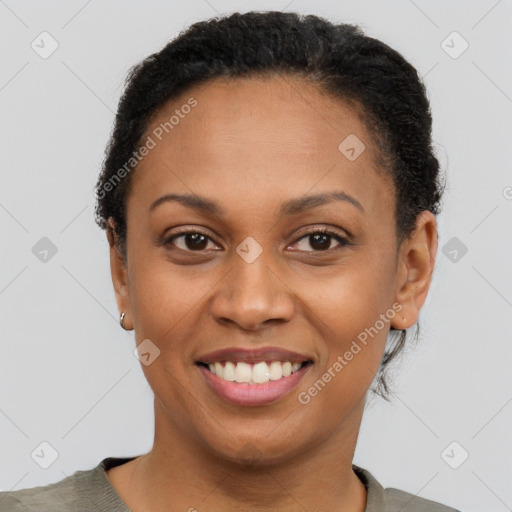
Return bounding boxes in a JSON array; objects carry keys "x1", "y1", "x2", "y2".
[{"x1": 94, "y1": 10, "x2": 445, "y2": 401}]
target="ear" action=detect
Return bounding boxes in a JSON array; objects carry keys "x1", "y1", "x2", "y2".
[
  {"x1": 106, "y1": 218, "x2": 132, "y2": 330},
  {"x1": 391, "y1": 211, "x2": 438, "y2": 330}
]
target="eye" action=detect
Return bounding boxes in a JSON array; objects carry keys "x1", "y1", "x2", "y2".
[
  {"x1": 164, "y1": 230, "x2": 220, "y2": 252},
  {"x1": 288, "y1": 228, "x2": 350, "y2": 252},
  {"x1": 163, "y1": 227, "x2": 351, "y2": 254}
]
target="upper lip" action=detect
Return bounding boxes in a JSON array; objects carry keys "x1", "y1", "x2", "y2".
[{"x1": 196, "y1": 346, "x2": 313, "y2": 365}]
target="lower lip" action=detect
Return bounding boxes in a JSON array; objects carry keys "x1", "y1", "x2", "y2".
[{"x1": 198, "y1": 364, "x2": 310, "y2": 406}]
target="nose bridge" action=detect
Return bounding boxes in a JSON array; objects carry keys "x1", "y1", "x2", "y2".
[
  {"x1": 210, "y1": 240, "x2": 294, "y2": 330},
  {"x1": 235, "y1": 245, "x2": 274, "y2": 299}
]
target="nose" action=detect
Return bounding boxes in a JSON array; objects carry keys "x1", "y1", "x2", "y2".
[{"x1": 210, "y1": 249, "x2": 295, "y2": 332}]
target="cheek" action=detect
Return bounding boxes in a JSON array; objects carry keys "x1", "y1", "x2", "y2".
[
  {"x1": 298, "y1": 304, "x2": 389, "y2": 430},
  {"x1": 129, "y1": 254, "x2": 208, "y2": 337},
  {"x1": 127, "y1": 259, "x2": 214, "y2": 405},
  {"x1": 305, "y1": 249, "x2": 394, "y2": 332},
  {"x1": 302, "y1": 254, "x2": 395, "y2": 399},
  {"x1": 127, "y1": 258, "x2": 206, "y2": 415}
]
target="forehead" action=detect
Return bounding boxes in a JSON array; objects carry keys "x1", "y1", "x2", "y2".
[
  {"x1": 129, "y1": 75, "x2": 394, "y2": 221},
  {"x1": 144, "y1": 75, "x2": 377, "y2": 161}
]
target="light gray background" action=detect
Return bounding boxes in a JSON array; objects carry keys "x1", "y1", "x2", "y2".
[{"x1": 1, "y1": 1, "x2": 511, "y2": 511}]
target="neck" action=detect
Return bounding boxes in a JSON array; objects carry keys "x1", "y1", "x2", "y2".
[{"x1": 124, "y1": 397, "x2": 368, "y2": 512}]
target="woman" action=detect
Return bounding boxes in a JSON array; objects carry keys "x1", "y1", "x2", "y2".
[{"x1": 0, "y1": 10, "x2": 460, "y2": 512}]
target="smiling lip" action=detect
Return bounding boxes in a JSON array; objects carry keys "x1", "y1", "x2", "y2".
[
  {"x1": 195, "y1": 346, "x2": 313, "y2": 406},
  {"x1": 196, "y1": 346, "x2": 312, "y2": 365},
  {"x1": 198, "y1": 364, "x2": 311, "y2": 406}
]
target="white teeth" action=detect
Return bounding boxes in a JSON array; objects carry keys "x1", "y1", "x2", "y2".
[
  {"x1": 206, "y1": 360, "x2": 306, "y2": 384},
  {"x1": 269, "y1": 361, "x2": 283, "y2": 381},
  {"x1": 223, "y1": 361, "x2": 236, "y2": 381},
  {"x1": 282, "y1": 362, "x2": 292, "y2": 377},
  {"x1": 235, "y1": 362, "x2": 252, "y2": 383},
  {"x1": 252, "y1": 362, "x2": 270, "y2": 383}
]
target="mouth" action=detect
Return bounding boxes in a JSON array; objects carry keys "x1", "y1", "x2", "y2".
[{"x1": 195, "y1": 347, "x2": 313, "y2": 406}]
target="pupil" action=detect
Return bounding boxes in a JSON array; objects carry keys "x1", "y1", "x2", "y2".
[
  {"x1": 186, "y1": 233, "x2": 207, "y2": 250},
  {"x1": 311, "y1": 233, "x2": 330, "y2": 251}
]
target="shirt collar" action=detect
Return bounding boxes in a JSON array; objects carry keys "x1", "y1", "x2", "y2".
[{"x1": 97, "y1": 457, "x2": 386, "y2": 512}]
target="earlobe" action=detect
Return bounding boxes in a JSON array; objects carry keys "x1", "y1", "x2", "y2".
[{"x1": 391, "y1": 211, "x2": 438, "y2": 330}]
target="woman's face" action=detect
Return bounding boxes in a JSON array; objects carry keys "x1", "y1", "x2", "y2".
[{"x1": 110, "y1": 75, "x2": 432, "y2": 464}]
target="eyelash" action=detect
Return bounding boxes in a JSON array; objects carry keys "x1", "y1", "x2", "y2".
[{"x1": 162, "y1": 227, "x2": 351, "y2": 254}]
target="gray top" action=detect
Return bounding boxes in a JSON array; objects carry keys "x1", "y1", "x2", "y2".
[{"x1": 0, "y1": 456, "x2": 460, "y2": 511}]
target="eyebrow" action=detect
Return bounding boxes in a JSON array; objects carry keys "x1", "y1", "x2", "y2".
[{"x1": 149, "y1": 190, "x2": 365, "y2": 216}]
